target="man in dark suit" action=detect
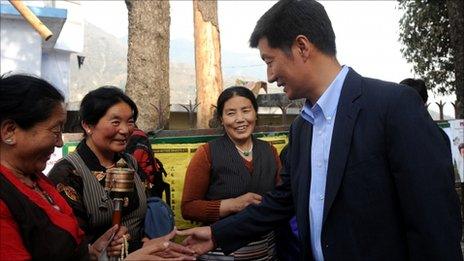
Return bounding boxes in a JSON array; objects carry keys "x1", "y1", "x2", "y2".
[{"x1": 178, "y1": 0, "x2": 462, "y2": 260}]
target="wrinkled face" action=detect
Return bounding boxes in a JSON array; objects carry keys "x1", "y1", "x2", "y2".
[
  {"x1": 258, "y1": 37, "x2": 308, "y2": 100},
  {"x1": 13, "y1": 103, "x2": 66, "y2": 174},
  {"x1": 86, "y1": 102, "x2": 135, "y2": 155},
  {"x1": 220, "y1": 95, "x2": 257, "y2": 144}
]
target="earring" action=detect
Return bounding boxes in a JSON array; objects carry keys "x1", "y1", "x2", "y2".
[{"x1": 4, "y1": 138, "x2": 13, "y2": 145}]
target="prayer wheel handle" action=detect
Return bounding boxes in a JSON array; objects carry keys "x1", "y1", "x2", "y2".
[{"x1": 112, "y1": 198, "x2": 123, "y2": 226}]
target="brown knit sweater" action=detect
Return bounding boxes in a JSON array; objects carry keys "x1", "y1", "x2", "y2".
[{"x1": 181, "y1": 143, "x2": 282, "y2": 223}]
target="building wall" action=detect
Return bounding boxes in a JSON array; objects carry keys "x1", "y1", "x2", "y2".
[
  {"x1": 169, "y1": 112, "x2": 192, "y2": 130},
  {"x1": 41, "y1": 0, "x2": 83, "y2": 100},
  {"x1": 0, "y1": 19, "x2": 42, "y2": 75},
  {"x1": 41, "y1": 50, "x2": 71, "y2": 99},
  {"x1": 257, "y1": 114, "x2": 298, "y2": 126},
  {"x1": 1, "y1": 1, "x2": 81, "y2": 101}
]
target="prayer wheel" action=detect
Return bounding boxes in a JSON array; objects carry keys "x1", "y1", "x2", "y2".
[
  {"x1": 105, "y1": 166, "x2": 135, "y2": 226},
  {"x1": 105, "y1": 168, "x2": 135, "y2": 193}
]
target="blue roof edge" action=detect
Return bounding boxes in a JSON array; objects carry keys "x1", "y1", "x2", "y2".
[{"x1": 0, "y1": 4, "x2": 67, "y2": 19}]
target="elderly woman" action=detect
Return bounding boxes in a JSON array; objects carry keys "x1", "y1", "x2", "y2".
[
  {"x1": 181, "y1": 86, "x2": 282, "y2": 260},
  {"x1": 0, "y1": 74, "x2": 195, "y2": 260},
  {"x1": 48, "y1": 86, "x2": 149, "y2": 256}
]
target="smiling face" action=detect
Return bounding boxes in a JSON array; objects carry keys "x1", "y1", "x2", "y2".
[
  {"x1": 259, "y1": 37, "x2": 309, "y2": 100},
  {"x1": 84, "y1": 101, "x2": 135, "y2": 157},
  {"x1": 220, "y1": 95, "x2": 257, "y2": 144},
  {"x1": 10, "y1": 103, "x2": 66, "y2": 174}
]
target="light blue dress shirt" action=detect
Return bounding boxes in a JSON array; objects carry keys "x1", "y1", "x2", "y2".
[{"x1": 300, "y1": 66, "x2": 349, "y2": 261}]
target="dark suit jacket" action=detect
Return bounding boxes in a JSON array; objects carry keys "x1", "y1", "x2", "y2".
[{"x1": 211, "y1": 68, "x2": 462, "y2": 260}]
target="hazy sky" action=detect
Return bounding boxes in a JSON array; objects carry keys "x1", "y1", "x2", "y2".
[{"x1": 80, "y1": 0, "x2": 455, "y2": 116}]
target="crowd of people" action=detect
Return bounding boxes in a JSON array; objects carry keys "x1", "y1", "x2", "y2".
[
  {"x1": 1, "y1": 0, "x2": 463, "y2": 260},
  {"x1": 0, "y1": 75, "x2": 195, "y2": 260}
]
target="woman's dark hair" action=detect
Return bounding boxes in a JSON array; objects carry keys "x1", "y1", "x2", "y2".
[
  {"x1": 80, "y1": 86, "x2": 138, "y2": 132},
  {"x1": 249, "y1": 0, "x2": 336, "y2": 56},
  {"x1": 0, "y1": 73, "x2": 64, "y2": 130},
  {"x1": 459, "y1": 143, "x2": 464, "y2": 151},
  {"x1": 399, "y1": 78, "x2": 428, "y2": 103},
  {"x1": 216, "y1": 86, "x2": 258, "y2": 121}
]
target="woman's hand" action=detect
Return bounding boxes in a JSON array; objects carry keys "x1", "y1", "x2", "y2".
[
  {"x1": 106, "y1": 225, "x2": 130, "y2": 257},
  {"x1": 88, "y1": 224, "x2": 119, "y2": 260},
  {"x1": 219, "y1": 192, "x2": 262, "y2": 217}
]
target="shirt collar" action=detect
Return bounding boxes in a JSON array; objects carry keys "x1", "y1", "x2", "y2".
[{"x1": 301, "y1": 66, "x2": 349, "y2": 124}]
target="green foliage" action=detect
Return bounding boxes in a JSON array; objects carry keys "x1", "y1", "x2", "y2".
[{"x1": 398, "y1": 0, "x2": 455, "y2": 95}]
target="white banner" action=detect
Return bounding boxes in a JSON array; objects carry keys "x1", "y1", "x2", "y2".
[{"x1": 449, "y1": 119, "x2": 464, "y2": 182}]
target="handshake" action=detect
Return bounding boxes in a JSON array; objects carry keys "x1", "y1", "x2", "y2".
[
  {"x1": 127, "y1": 192, "x2": 263, "y2": 260},
  {"x1": 121, "y1": 226, "x2": 213, "y2": 261}
]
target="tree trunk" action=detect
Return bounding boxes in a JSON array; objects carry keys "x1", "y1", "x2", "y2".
[
  {"x1": 281, "y1": 108, "x2": 287, "y2": 125},
  {"x1": 446, "y1": 0, "x2": 464, "y2": 119},
  {"x1": 193, "y1": 0, "x2": 223, "y2": 129},
  {"x1": 125, "y1": 0, "x2": 170, "y2": 131}
]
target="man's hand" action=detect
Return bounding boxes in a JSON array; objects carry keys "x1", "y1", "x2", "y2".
[
  {"x1": 220, "y1": 192, "x2": 262, "y2": 217},
  {"x1": 141, "y1": 229, "x2": 196, "y2": 259},
  {"x1": 177, "y1": 226, "x2": 215, "y2": 255}
]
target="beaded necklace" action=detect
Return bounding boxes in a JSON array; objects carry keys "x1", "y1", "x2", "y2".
[
  {"x1": 235, "y1": 143, "x2": 253, "y2": 157},
  {"x1": 120, "y1": 234, "x2": 129, "y2": 260}
]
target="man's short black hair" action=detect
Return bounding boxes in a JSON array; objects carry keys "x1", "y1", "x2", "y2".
[
  {"x1": 400, "y1": 78, "x2": 428, "y2": 103},
  {"x1": 249, "y1": 0, "x2": 336, "y2": 56}
]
